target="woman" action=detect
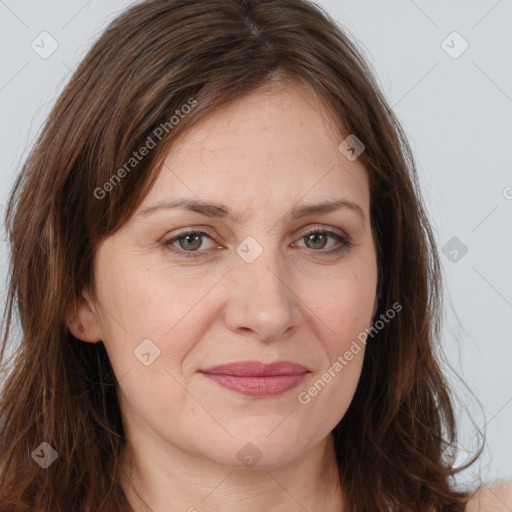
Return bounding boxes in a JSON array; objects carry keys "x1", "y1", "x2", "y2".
[{"x1": 0, "y1": 0, "x2": 509, "y2": 510}]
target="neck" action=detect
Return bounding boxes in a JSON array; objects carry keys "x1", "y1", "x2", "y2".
[{"x1": 120, "y1": 431, "x2": 343, "y2": 512}]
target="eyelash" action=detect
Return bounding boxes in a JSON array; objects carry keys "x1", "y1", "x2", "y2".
[{"x1": 161, "y1": 227, "x2": 352, "y2": 259}]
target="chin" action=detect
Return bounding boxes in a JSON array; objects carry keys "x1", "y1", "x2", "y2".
[{"x1": 195, "y1": 424, "x2": 321, "y2": 470}]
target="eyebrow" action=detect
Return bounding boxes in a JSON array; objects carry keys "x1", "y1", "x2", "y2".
[{"x1": 137, "y1": 198, "x2": 366, "y2": 223}]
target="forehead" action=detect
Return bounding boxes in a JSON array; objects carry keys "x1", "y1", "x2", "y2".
[{"x1": 140, "y1": 81, "x2": 370, "y2": 221}]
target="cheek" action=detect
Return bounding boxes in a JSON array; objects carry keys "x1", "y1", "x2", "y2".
[
  {"x1": 92, "y1": 254, "x2": 221, "y2": 384},
  {"x1": 295, "y1": 275, "x2": 372, "y2": 428},
  {"x1": 94, "y1": 253, "x2": 202, "y2": 335},
  {"x1": 306, "y1": 265, "x2": 377, "y2": 349}
]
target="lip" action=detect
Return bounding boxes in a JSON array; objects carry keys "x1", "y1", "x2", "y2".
[{"x1": 199, "y1": 361, "x2": 310, "y2": 397}]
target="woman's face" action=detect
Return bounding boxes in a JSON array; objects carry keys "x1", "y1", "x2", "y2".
[{"x1": 80, "y1": 80, "x2": 378, "y2": 468}]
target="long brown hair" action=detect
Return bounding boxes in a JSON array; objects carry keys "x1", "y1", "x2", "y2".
[{"x1": 0, "y1": 0, "x2": 481, "y2": 510}]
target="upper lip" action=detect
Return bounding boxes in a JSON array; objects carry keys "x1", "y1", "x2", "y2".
[{"x1": 200, "y1": 361, "x2": 309, "y2": 377}]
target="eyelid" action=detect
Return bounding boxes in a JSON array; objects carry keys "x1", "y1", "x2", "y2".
[{"x1": 297, "y1": 224, "x2": 347, "y2": 239}]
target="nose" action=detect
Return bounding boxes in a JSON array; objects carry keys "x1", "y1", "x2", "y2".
[{"x1": 223, "y1": 243, "x2": 301, "y2": 342}]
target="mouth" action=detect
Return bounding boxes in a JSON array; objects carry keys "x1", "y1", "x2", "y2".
[{"x1": 199, "y1": 361, "x2": 310, "y2": 397}]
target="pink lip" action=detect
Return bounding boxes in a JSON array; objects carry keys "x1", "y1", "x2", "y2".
[{"x1": 200, "y1": 361, "x2": 310, "y2": 397}]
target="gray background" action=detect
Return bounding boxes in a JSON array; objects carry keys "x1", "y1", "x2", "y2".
[{"x1": 0, "y1": 0, "x2": 510, "y2": 487}]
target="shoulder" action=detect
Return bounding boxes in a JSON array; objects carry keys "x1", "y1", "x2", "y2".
[{"x1": 465, "y1": 480, "x2": 512, "y2": 512}]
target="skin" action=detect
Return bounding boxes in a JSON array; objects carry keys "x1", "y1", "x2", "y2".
[
  {"x1": 466, "y1": 482, "x2": 512, "y2": 512},
  {"x1": 68, "y1": 79, "x2": 379, "y2": 512}
]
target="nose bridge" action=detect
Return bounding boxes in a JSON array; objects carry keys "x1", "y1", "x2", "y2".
[
  {"x1": 226, "y1": 233, "x2": 300, "y2": 339},
  {"x1": 237, "y1": 233, "x2": 291, "y2": 304}
]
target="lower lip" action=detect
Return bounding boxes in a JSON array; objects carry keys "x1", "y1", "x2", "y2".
[{"x1": 201, "y1": 373, "x2": 308, "y2": 397}]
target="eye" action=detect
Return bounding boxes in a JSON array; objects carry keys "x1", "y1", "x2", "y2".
[
  {"x1": 294, "y1": 227, "x2": 352, "y2": 255},
  {"x1": 161, "y1": 226, "x2": 352, "y2": 259},
  {"x1": 161, "y1": 229, "x2": 218, "y2": 258}
]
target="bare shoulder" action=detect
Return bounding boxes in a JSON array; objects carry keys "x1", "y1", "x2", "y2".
[{"x1": 465, "y1": 480, "x2": 512, "y2": 512}]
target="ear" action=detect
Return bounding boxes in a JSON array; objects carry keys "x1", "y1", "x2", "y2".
[{"x1": 65, "y1": 288, "x2": 103, "y2": 343}]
